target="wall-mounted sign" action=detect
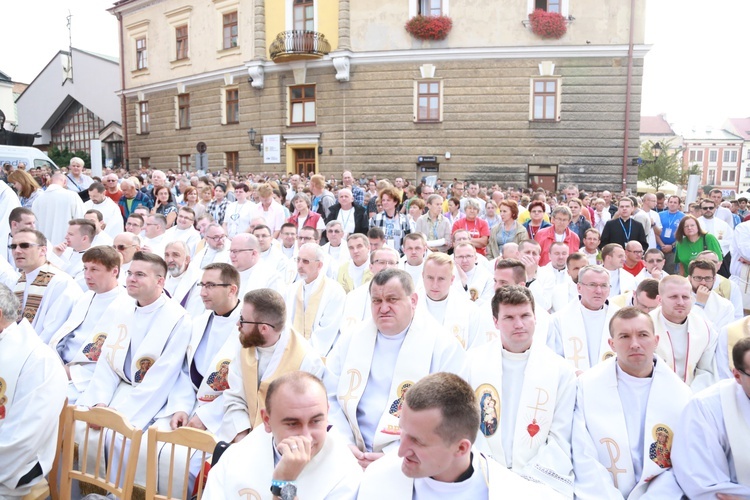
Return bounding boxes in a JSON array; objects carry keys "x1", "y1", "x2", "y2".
[{"x1": 264, "y1": 135, "x2": 281, "y2": 163}]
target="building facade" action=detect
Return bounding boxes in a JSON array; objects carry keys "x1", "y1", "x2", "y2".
[
  {"x1": 722, "y1": 118, "x2": 750, "y2": 194},
  {"x1": 110, "y1": 0, "x2": 647, "y2": 191},
  {"x1": 680, "y1": 126, "x2": 743, "y2": 196}
]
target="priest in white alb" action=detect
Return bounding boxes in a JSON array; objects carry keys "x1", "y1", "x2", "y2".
[
  {"x1": 549, "y1": 265, "x2": 621, "y2": 373},
  {"x1": 468, "y1": 285, "x2": 576, "y2": 496},
  {"x1": 0, "y1": 284, "x2": 67, "y2": 499},
  {"x1": 325, "y1": 268, "x2": 467, "y2": 469},
  {"x1": 48, "y1": 246, "x2": 132, "y2": 403},
  {"x1": 572, "y1": 307, "x2": 692, "y2": 499},
  {"x1": 284, "y1": 243, "x2": 345, "y2": 357},
  {"x1": 671, "y1": 337, "x2": 750, "y2": 499},
  {"x1": 602, "y1": 243, "x2": 637, "y2": 298},
  {"x1": 181, "y1": 223, "x2": 230, "y2": 318},
  {"x1": 322, "y1": 221, "x2": 351, "y2": 279},
  {"x1": 336, "y1": 233, "x2": 372, "y2": 293},
  {"x1": 163, "y1": 206, "x2": 201, "y2": 257},
  {"x1": 50, "y1": 218, "x2": 96, "y2": 290},
  {"x1": 399, "y1": 233, "x2": 428, "y2": 285},
  {"x1": 163, "y1": 240, "x2": 191, "y2": 297},
  {"x1": 229, "y1": 233, "x2": 284, "y2": 298},
  {"x1": 83, "y1": 182, "x2": 124, "y2": 240},
  {"x1": 650, "y1": 275, "x2": 718, "y2": 392},
  {"x1": 218, "y1": 289, "x2": 325, "y2": 444},
  {"x1": 453, "y1": 241, "x2": 495, "y2": 305},
  {"x1": 113, "y1": 232, "x2": 141, "y2": 287}
]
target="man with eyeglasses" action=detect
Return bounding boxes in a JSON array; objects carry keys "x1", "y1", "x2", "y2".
[
  {"x1": 549, "y1": 265, "x2": 621, "y2": 373},
  {"x1": 623, "y1": 240, "x2": 645, "y2": 277},
  {"x1": 163, "y1": 207, "x2": 200, "y2": 257},
  {"x1": 453, "y1": 240, "x2": 494, "y2": 306},
  {"x1": 695, "y1": 250, "x2": 744, "y2": 320},
  {"x1": 125, "y1": 213, "x2": 145, "y2": 235},
  {"x1": 48, "y1": 246, "x2": 130, "y2": 404},
  {"x1": 651, "y1": 275, "x2": 718, "y2": 392},
  {"x1": 11, "y1": 228, "x2": 81, "y2": 343},
  {"x1": 102, "y1": 173, "x2": 123, "y2": 204},
  {"x1": 672, "y1": 337, "x2": 750, "y2": 498},
  {"x1": 78, "y1": 251, "x2": 192, "y2": 487},
  {"x1": 322, "y1": 221, "x2": 350, "y2": 279},
  {"x1": 230, "y1": 233, "x2": 283, "y2": 298},
  {"x1": 601, "y1": 243, "x2": 637, "y2": 298},
  {"x1": 572, "y1": 307, "x2": 691, "y2": 499},
  {"x1": 219, "y1": 289, "x2": 325, "y2": 444},
  {"x1": 179, "y1": 223, "x2": 231, "y2": 319},
  {"x1": 697, "y1": 199, "x2": 734, "y2": 266},
  {"x1": 113, "y1": 232, "x2": 141, "y2": 287},
  {"x1": 284, "y1": 243, "x2": 345, "y2": 357},
  {"x1": 84, "y1": 182, "x2": 124, "y2": 239},
  {"x1": 340, "y1": 247, "x2": 400, "y2": 333}
]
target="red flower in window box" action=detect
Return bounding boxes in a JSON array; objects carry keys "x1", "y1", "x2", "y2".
[
  {"x1": 405, "y1": 15, "x2": 453, "y2": 41},
  {"x1": 528, "y1": 9, "x2": 567, "y2": 39}
]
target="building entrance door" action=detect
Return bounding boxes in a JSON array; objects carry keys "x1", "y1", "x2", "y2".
[
  {"x1": 528, "y1": 165, "x2": 558, "y2": 193},
  {"x1": 295, "y1": 148, "x2": 316, "y2": 177}
]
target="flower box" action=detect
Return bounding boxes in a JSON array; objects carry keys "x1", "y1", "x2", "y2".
[
  {"x1": 528, "y1": 9, "x2": 567, "y2": 39},
  {"x1": 405, "y1": 15, "x2": 453, "y2": 41}
]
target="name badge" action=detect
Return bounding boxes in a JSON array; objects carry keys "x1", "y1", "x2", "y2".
[{"x1": 663, "y1": 228, "x2": 672, "y2": 239}]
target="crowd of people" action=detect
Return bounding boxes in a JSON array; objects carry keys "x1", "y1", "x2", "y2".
[{"x1": 0, "y1": 159, "x2": 749, "y2": 499}]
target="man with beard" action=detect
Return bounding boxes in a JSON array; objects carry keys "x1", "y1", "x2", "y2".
[
  {"x1": 218, "y1": 289, "x2": 325, "y2": 443},
  {"x1": 163, "y1": 241, "x2": 191, "y2": 298}
]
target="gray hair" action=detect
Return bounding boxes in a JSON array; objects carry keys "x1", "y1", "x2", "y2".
[
  {"x1": 299, "y1": 242, "x2": 325, "y2": 261},
  {"x1": 326, "y1": 220, "x2": 343, "y2": 231},
  {"x1": 577, "y1": 265, "x2": 609, "y2": 284},
  {"x1": 165, "y1": 240, "x2": 190, "y2": 254},
  {"x1": 0, "y1": 283, "x2": 19, "y2": 323},
  {"x1": 291, "y1": 192, "x2": 311, "y2": 209},
  {"x1": 464, "y1": 199, "x2": 481, "y2": 211},
  {"x1": 551, "y1": 205, "x2": 572, "y2": 219}
]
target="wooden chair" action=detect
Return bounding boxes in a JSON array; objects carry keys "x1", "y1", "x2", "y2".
[
  {"x1": 22, "y1": 400, "x2": 68, "y2": 500},
  {"x1": 58, "y1": 406, "x2": 143, "y2": 500},
  {"x1": 145, "y1": 426, "x2": 218, "y2": 500}
]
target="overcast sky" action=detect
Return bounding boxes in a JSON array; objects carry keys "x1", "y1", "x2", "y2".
[{"x1": 1, "y1": 0, "x2": 748, "y2": 128}]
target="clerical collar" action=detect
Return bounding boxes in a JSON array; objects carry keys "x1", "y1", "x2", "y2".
[
  {"x1": 434, "y1": 452, "x2": 474, "y2": 483},
  {"x1": 216, "y1": 300, "x2": 240, "y2": 318}
]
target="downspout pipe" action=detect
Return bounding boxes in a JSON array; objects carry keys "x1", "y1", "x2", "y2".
[
  {"x1": 116, "y1": 10, "x2": 130, "y2": 171},
  {"x1": 622, "y1": 0, "x2": 636, "y2": 193}
]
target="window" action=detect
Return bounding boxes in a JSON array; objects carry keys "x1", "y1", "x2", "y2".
[
  {"x1": 532, "y1": 79, "x2": 558, "y2": 121},
  {"x1": 293, "y1": 0, "x2": 314, "y2": 31},
  {"x1": 176, "y1": 25, "x2": 188, "y2": 60},
  {"x1": 179, "y1": 155, "x2": 191, "y2": 171},
  {"x1": 226, "y1": 88, "x2": 239, "y2": 124},
  {"x1": 745, "y1": 166, "x2": 750, "y2": 177},
  {"x1": 707, "y1": 169, "x2": 716, "y2": 184},
  {"x1": 722, "y1": 169, "x2": 736, "y2": 183},
  {"x1": 177, "y1": 94, "x2": 190, "y2": 129},
  {"x1": 417, "y1": 81, "x2": 440, "y2": 122},
  {"x1": 138, "y1": 101, "x2": 149, "y2": 134},
  {"x1": 723, "y1": 150, "x2": 738, "y2": 164},
  {"x1": 535, "y1": 0, "x2": 561, "y2": 13},
  {"x1": 223, "y1": 12, "x2": 238, "y2": 49},
  {"x1": 747, "y1": 149, "x2": 750, "y2": 160},
  {"x1": 136, "y1": 38, "x2": 148, "y2": 70},
  {"x1": 226, "y1": 151, "x2": 239, "y2": 173},
  {"x1": 709, "y1": 149, "x2": 718, "y2": 164},
  {"x1": 290, "y1": 85, "x2": 316, "y2": 125},
  {"x1": 141, "y1": 158, "x2": 150, "y2": 169},
  {"x1": 419, "y1": 0, "x2": 442, "y2": 16},
  {"x1": 50, "y1": 102, "x2": 105, "y2": 153},
  {"x1": 689, "y1": 149, "x2": 704, "y2": 163}
]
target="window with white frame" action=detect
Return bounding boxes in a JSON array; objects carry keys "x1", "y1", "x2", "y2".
[
  {"x1": 530, "y1": 78, "x2": 560, "y2": 121},
  {"x1": 527, "y1": 0, "x2": 567, "y2": 16},
  {"x1": 223, "y1": 11, "x2": 238, "y2": 48},
  {"x1": 419, "y1": 0, "x2": 442, "y2": 16},
  {"x1": 176, "y1": 25, "x2": 189, "y2": 60},
  {"x1": 136, "y1": 38, "x2": 148, "y2": 70},
  {"x1": 415, "y1": 80, "x2": 441, "y2": 122},
  {"x1": 289, "y1": 85, "x2": 316, "y2": 126},
  {"x1": 177, "y1": 94, "x2": 190, "y2": 129},
  {"x1": 709, "y1": 149, "x2": 718, "y2": 165},
  {"x1": 707, "y1": 169, "x2": 716, "y2": 184},
  {"x1": 136, "y1": 101, "x2": 149, "y2": 134},
  {"x1": 689, "y1": 149, "x2": 704, "y2": 163},
  {"x1": 722, "y1": 169, "x2": 736, "y2": 183},
  {"x1": 294, "y1": 0, "x2": 314, "y2": 30},
  {"x1": 723, "y1": 150, "x2": 738, "y2": 164}
]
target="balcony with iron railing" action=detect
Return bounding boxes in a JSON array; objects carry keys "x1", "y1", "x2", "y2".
[{"x1": 269, "y1": 30, "x2": 331, "y2": 63}]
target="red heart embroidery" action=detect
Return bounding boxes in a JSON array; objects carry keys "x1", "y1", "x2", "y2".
[{"x1": 527, "y1": 419, "x2": 540, "y2": 438}]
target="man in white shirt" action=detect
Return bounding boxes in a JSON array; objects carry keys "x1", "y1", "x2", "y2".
[
  {"x1": 278, "y1": 222, "x2": 298, "y2": 261},
  {"x1": 141, "y1": 214, "x2": 168, "y2": 257},
  {"x1": 0, "y1": 284, "x2": 67, "y2": 499},
  {"x1": 252, "y1": 224, "x2": 287, "y2": 275},
  {"x1": 340, "y1": 247, "x2": 399, "y2": 333},
  {"x1": 83, "y1": 210, "x2": 114, "y2": 247},
  {"x1": 248, "y1": 183, "x2": 285, "y2": 237},
  {"x1": 572, "y1": 307, "x2": 691, "y2": 499},
  {"x1": 32, "y1": 173, "x2": 84, "y2": 245},
  {"x1": 322, "y1": 220, "x2": 350, "y2": 278},
  {"x1": 534, "y1": 242, "x2": 571, "y2": 312},
  {"x1": 222, "y1": 183, "x2": 254, "y2": 239},
  {"x1": 358, "y1": 372, "x2": 561, "y2": 499},
  {"x1": 581, "y1": 228, "x2": 602, "y2": 265},
  {"x1": 51, "y1": 218, "x2": 96, "y2": 288},
  {"x1": 671, "y1": 337, "x2": 750, "y2": 498},
  {"x1": 230, "y1": 233, "x2": 284, "y2": 297},
  {"x1": 399, "y1": 232, "x2": 428, "y2": 285},
  {"x1": 285, "y1": 243, "x2": 345, "y2": 357},
  {"x1": 163, "y1": 240, "x2": 191, "y2": 298},
  {"x1": 549, "y1": 265, "x2": 620, "y2": 373},
  {"x1": 468, "y1": 285, "x2": 576, "y2": 495},
  {"x1": 5, "y1": 207, "x2": 36, "y2": 268},
  {"x1": 698, "y1": 199, "x2": 733, "y2": 260},
  {"x1": 602, "y1": 243, "x2": 636, "y2": 297},
  {"x1": 729, "y1": 220, "x2": 750, "y2": 316},
  {"x1": 113, "y1": 232, "x2": 141, "y2": 287},
  {"x1": 48, "y1": 246, "x2": 131, "y2": 403},
  {"x1": 12, "y1": 228, "x2": 81, "y2": 343},
  {"x1": 336, "y1": 233, "x2": 372, "y2": 293},
  {"x1": 639, "y1": 193, "x2": 662, "y2": 250},
  {"x1": 709, "y1": 188, "x2": 736, "y2": 227},
  {"x1": 550, "y1": 252, "x2": 588, "y2": 313},
  {"x1": 635, "y1": 248, "x2": 666, "y2": 283},
  {"x1": 695, "y1": 250, "x2": 744, "y2": 320},
  {"x1": 83, "y1": 182, "x2": 123, "y2": 240},
  {"x1": 325, "y1": 268, "x2": 467, "y2": 468},
  {"x1": 453, "y1": 242, "x2": 494, "y2": 305},
  {"x1": 163, "y1": 207, "x2": 201, "y2": 257},
  {"x1": 205, "y1": 372, "x2": 361, "y2": 500},
  {"x1": 651, "y1": 275, "x2": 718, "y2": 391}
]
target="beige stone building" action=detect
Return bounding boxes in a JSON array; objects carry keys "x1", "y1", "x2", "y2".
[{"x1": 110, "y1": 0, "x2": 648, "y2": 191}]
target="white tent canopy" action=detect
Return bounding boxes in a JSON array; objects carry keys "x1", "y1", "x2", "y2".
[{"x1": 637, "y1": 180, "x2": 679, "y2": 195}]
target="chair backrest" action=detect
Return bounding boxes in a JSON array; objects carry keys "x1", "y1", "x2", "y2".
[
  {"x1": 59, "y1": 406, "x2": 143, "y2": 500},
  {"x1": 145, "y1": 426, "x2": 218, "y2": 500}
]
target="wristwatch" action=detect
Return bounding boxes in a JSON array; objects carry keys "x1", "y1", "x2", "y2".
[{"x1": 270, "y1": 482, "x2": 297, "y2": 500}]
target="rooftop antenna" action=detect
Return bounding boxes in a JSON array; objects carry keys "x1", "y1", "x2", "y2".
[{"x1": 63, "y1": 10, "x2": 74, "y2": 83}]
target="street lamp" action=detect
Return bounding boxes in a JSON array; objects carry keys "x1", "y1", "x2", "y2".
[
  {"x1": 651, "y1": 142, "x2": 663, "y2": 159},
  {"x1": 248, "y1": 129, "x2": 262, "y2": 152}
]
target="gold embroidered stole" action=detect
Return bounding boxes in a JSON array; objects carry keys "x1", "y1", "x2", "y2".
[
  {"x1": 726, "y1": 317, "x2": 750, "y2": 371},
  {"x1": 715, "y1": 276, "x2": 732, "y2": 302},
  {"x1": 14, "y1": 263, "x2": 57, "y2": 323},
  {"x1": 240, "y1": 329, "x2": 308, "y2": 428},
  {"x1": 293, "y1": 278, "x2": 327, "y2": 339}
]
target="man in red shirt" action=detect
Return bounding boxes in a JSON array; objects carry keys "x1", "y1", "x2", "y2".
[
  {"x1": 623, "y1": 240, "x2": 645, "y2": 277},
  {"x1": 102, "y1": 173, "x2": 123, "y2": 204}
]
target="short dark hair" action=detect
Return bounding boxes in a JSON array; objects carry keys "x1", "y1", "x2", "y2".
[
  {"x1": 609, "y1": 306, "x2": 654, "y2": 337},
  {"x1": 69, "y1": 219, "x2": 97, "y2": 240},
  {"x1": 82, "y1": 246, "x2": 121, "y2": 273},
  {"x1": 299, "y1": 226, "x2": 319, "y2": 240},
  {"x1": 9, "y1": 207, "x2": 34, "y2": 224},
  {"x1": 280, "y1": 222, "x2": 296, "y2": 233},
  {"x1": 203, "y1": 262, "x2": 240, "y2": 289},
  {"x1": 127, "y1": 213, "x2": 145, "y2": 225},
  {"x1": 403, "y1": 372, "x2": 479, "y2": 445},
  {"x1": 601, "y1": 243, "x2": 623, "y2": 261},
  {"x1": 567, "y1": 252, "x2": 588, "y2": 266},
  {"x1": 369, "y1": 268, "x2": 414, "y2": 295},
  {"x1": 87, "y1": 182, "x2": 106, "y2": 194},
  {"x1": 252, "y1": 224, "x2": 272, "y2": 236},
  {"x1": 491, "y1": 285, "x2": 535, "y2": 318},
  {"x1": 732, "y1": 337, "x2": 750, "y2": 373},
  {"x1": 85, "y1": 209, "x2": 104, "y2": 222},
  {"x1": 265, "y1": 371, "x2": 326, "y2": 416},
  {"x1": 635, "y1": 278, "x2": 659, "y2": 300},
  {"x1": 15, "y1": 228, "x2": 46, "y2": 246},
  {"x1": 688, "y1": 258, "x2": 717, "y2": 277},
  {"x1": 494, "y1": 259, "x2": 526, "y2": 285},
  {"x1": 132, "y1": 251, "x2": 167, "y2": 277},
  {"x1": 367, "y1": 226, "x2": 385, "y2": 240},
  {"x1": 243, "y1": 288, "x2": 286, "y2": 331}
]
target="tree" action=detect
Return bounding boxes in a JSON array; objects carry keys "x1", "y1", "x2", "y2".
[{"x1": 638, "y1": 139, "x2": 683, "y2": 191}]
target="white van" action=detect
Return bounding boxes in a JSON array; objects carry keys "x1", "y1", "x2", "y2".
[{"x1": 0, "y1": 145, "x2": 58, "y2": 171}]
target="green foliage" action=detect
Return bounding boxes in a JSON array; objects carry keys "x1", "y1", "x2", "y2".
[
  {"x1": 47, "y1": 146, "x2": 91, "y2": 169},
  {"x1": 638, "y1": 139, "x2": 683, "y2": 191}
]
